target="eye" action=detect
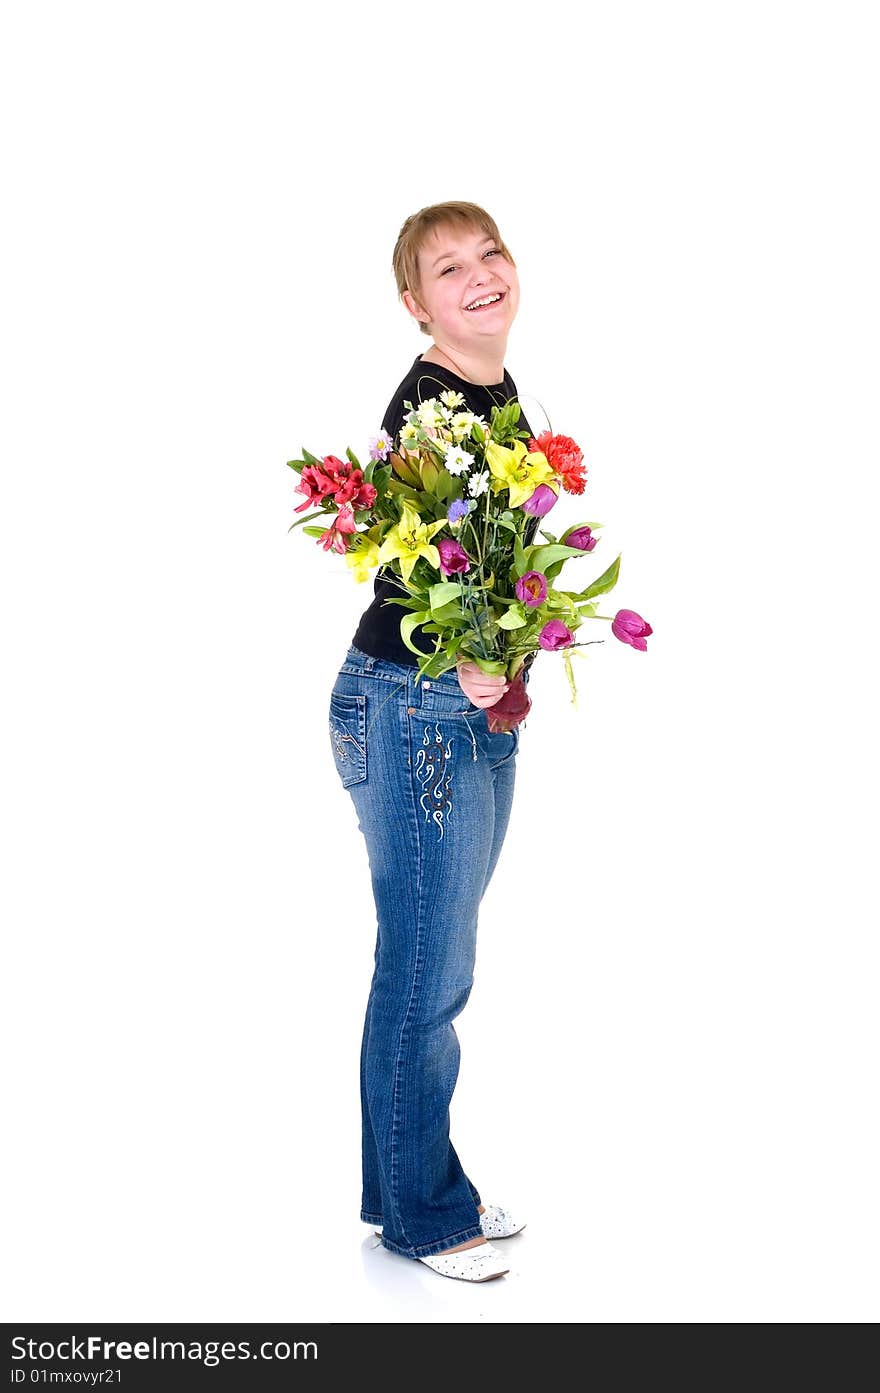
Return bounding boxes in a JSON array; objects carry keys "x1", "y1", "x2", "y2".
[{"x1": 440, "y1": 248, "x2": 501, "y2": 275}]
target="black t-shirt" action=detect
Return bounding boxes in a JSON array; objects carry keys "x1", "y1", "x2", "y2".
[{"x1": 351, "y1": 355, "x2": 540, "y2": 666}]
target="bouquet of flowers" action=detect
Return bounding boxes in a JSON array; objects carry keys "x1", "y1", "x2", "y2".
[{"x1": 287, "y1": 388, "x2": 650, "y2": 732}]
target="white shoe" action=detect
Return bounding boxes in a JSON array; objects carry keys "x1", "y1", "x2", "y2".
[
  {"x1": 476, "y1": 1203, "x2": 527, "y2": 1238},
  {"x1": 419, "y1": 1241, "x2": 509, "y2": 1282},
  {"x1": 371, "y1": 1204, "x2": 527, "y2": 1241}
]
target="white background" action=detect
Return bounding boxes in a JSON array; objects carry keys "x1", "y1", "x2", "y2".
[{"x1": 2, "y1": 0, "x2": 877, "y2": 1323}]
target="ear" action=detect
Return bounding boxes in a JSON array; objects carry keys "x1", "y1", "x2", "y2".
[{"x1": 402, "y1": 288, "x2": 429, "y2": 325}]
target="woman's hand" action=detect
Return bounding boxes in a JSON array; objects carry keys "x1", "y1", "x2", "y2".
[{"x1": 456, "y1": 659, "x2": 509, "y2": 709}]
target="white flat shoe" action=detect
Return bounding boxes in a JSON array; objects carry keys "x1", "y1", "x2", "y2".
[
  {"x1": 473, "y1": 1204, "x2": 527, "y2": 1239},
  {"x1": 371, "y1": 1203, "x2": 527, "y2": 1241},
  {"x1": 419, "y1": 1241, "x2": 509, "y2": 1283}
]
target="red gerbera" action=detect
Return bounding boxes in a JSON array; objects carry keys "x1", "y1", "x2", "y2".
[{"x1": 529, "y1": 431, "x2": 587, "y2": 495}]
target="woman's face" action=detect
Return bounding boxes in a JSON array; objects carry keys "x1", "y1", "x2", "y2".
[{"x1": 404, "y1": 223, "x2": 519, "y2": 343}]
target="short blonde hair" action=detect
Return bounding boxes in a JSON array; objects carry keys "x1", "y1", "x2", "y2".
[{"x1": 392, "y1": 201, "x2": 516, "y2": 336}]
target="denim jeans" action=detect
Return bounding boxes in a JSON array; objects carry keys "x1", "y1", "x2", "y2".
[{"x1": 328, "y1": 642, "x2": 524, "y2": 1259}]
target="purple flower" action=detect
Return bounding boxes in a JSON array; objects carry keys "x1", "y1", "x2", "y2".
[
  {"x1": 611, "y1": 609, "x2": 652, "y2": 651},
  {"x1": 447, "y1": 497, "x2": 470, "y2": 526},
  {"x1": 538, "y1": 619, "x2": 574, "y2": 651},
  {"x1": 564, "y1": 525, "x2": 597, "y2": 551},
  {"x1": 515, "y1": 571, "x2": 548, "y2": 608},
  {"x1": 369, "y1": 430, "x2": 393, "y2": 461},
  {"x1": 437, "y1": 537, "x2": 471, "y2": 576},
  {"x1": 521, "y1": 483, "x2": 559, "y2": 516}
]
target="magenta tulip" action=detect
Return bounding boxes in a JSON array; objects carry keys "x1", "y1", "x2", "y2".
[
  {"x1": 520, "y1": 483, "x2": 559, "y2": 516},
  {"x1": 437, "y1": 537, "x2": 471, "y2": 576},
  {"x1": 564, "y1": 525, "x2": 597, "y2": 551},
  {"x1": 538, "y1": 619, "x2": 574, "y2": 651},
  {"x1": 515, "y1": 571, "x2": 548, "y2": 608},
  {"x1": 611, "y1": 609, "x2": 652, "y2": 651}
]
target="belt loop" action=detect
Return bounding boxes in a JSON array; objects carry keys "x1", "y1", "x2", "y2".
[{"x1": 364, "y1": 654, "x2": 376, "y2": 671}]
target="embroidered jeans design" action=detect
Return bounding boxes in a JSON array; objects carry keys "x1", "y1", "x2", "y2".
[
  {"x1": 414, "y1": 721, "x2": 454, "y2": 840},
  {"x1": 329, "y1": 720, "x2": 363, "y2": 764}
]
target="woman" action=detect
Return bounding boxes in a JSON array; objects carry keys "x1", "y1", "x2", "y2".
[{"x1": 329, "y1": 202, "x2": 537, "y2": 1283}]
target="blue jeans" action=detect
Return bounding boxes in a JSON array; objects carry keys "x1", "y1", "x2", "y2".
[{"x1": 328, "y1": 642, "x2": 523, "y2": 1259}]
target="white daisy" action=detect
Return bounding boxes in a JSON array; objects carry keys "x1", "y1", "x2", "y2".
[
  {"x1": 468, "y1": 469, "x2": 490, "y2": 498},
  {"x1": 440, "y1": 388, "x2": 466, "y2": 409},
  {"x1": 416, "y1": 399, "x2": 443, "y2": 429},
  {"x1": 444, "y1": 445, "x2": 475, "y2": 477}
]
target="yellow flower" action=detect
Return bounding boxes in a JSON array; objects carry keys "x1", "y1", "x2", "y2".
[
  {"x1": 377, "y1": 500, "x2": 446, "y2": 585},
  {"x1": 485, "y1": 440, "x2": 554, "y2": 509},
  {"x1": 344, "y1": 535, "x2": 380, "y2": 583}
]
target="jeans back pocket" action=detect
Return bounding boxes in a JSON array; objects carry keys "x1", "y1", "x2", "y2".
[{"x1": 328, "y1": 692, "x2": 367, "y2": 787}]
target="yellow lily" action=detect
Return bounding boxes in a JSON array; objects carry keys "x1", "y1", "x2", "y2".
[
  {"x1": 377, "y1": 500, "x2": 446, "y2": 584},
  {"x1": 344, "y1": 534, "x2": 381, "y2": 583},
  {"x1": 485, "y1": 440, "x2": 554, "y2": 509}
]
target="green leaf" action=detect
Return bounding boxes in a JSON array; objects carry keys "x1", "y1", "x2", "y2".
[
  {"x1": 389, "y1": 452, "x2": 422, "y2": 487},
  {"x1": 467, "y1": 654, "x2": 508, "y2": 675},
  {"x1": 526, "y1": 543, "x2": 589, "y2": 573},
  {"x1": 497, "y1": 603, "x2": 527, "y2": 630},
  {"x1": 400, "y1": 611, "x2": 432, "y2": 654},
  {"x1": 513, "y1": 533, "x2": 527, "y2": 576},
  {"x1": 570, "y1": 554, "x2": 621, "y2": 600},
  {"x1": 386, "y1": 479, "x2": 423, "y2": 503},
  {"x1": 433, "y1": 468, "x2": 456, "y2": 501},
  {"x1": 383, "y1": 595, "x2": 430, "y2": 611},
  {"x1": 429, "y1": 581, "x2": 463, "y2": 613},
  {"x1": 287, "y1": 509, "x2": 326, "y2": 532},
  {"x1": 430, "y1": 602, "x2": 468, "y2": 625},
  {"x1": 302, "y1": 525, "x2": 327, "y2": 538}
]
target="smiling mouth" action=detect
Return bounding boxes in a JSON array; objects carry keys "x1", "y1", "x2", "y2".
[{"x1": 464, "y1": 290, "x2": 507, "y2": 312}]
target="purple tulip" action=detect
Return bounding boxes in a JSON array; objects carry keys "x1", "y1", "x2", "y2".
[
  {"x1": 564, "y1": 525, "x2": 597, "y2": 552},
  {"x1": 611, "y1": 609, "x2": 652, "y2": 651},
  {"x1": 447, "y1": 498, "x2": 470, "y2": 525},
  {"x1": 538, "y1": 619, "x2": 574, "y2": 651},
  {"x1": 515, "y1": 571, "x2": 548, "y2": 608},
  {"x1": 437, "y1": 537, "x2": 471, "y2": 576},
  {"x1": 520, "y1": 483, "x2": 559, "y2": 516}
]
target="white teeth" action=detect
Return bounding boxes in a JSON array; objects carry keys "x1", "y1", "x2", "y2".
[{"x1": 465, "y1": 293, "x2": 502, "y2": 310}]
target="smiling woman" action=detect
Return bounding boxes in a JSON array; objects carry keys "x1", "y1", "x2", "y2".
[{"x1": 328, "y1": 200, "x2": 533, "y2": 1285}]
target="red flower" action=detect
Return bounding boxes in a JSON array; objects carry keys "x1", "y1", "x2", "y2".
[
  {"x1": 322, "y1": 456, "x2": 378, "y2": 511},
  {"x1": 317, "y1": 503, "x2": 357, "y2": 554},
  {"x1": 332, "y1": 468, "x2": 365, "y2": 504},
  {"x1": 320, "y1": 454, "x2": 351, "y2": 484},
  {"x1": 293, "y1": 463, "x2": 339, "y2": 512},
  {"x1": 352, "y1": 481, "x2": 377, "y2": 509},
  {"x1": 529, "y1": 431, "x2": 587, "y2": 495}
]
